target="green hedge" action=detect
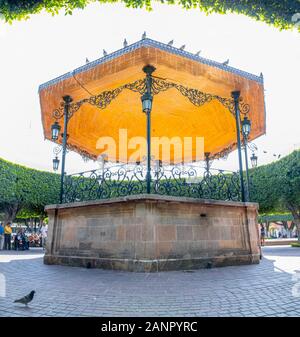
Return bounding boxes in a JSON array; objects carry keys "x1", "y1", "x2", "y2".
[{"x1": 0, "y1": 157, "x2": 60, "y2": 220}]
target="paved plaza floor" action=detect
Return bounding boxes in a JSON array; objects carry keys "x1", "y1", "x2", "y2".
[{"x1": 0, "y1": 246, "x2": 299, "y2": 317}]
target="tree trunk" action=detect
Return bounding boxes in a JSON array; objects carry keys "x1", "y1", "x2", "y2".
[
  {"x1": 290, "y1": 212, "x2": 300, "y2": 242},
  {"x1": 294, "y1": 217, "x2": 300, "y2": 243},
  {"x1": 266, "y1": 221, "x2": 270, "y2": 238},
  {"x1": 3, "y1": 203, "x2": 21, "y2": 223}
]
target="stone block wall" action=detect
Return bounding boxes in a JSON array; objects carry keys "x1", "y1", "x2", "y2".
[{"x1": 44, "y1": 195, "x2": 260, "y2": 271}]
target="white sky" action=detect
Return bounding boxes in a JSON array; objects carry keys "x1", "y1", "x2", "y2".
[{"x1": 0, "y1": 3, "x2": 299, "y2": 174}]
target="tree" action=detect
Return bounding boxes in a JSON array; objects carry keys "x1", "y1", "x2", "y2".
[
  {"x1": 277, "y1": 151, "x2": 300, "y2": 241},
  {"x1": 0, "y1": 0, "x2": 299, "y2": 31},
  {"x1": 250, "y1": 150, "x2": 300, "y2": 242},
  {"x1": 0, "y1": 158, "x2": 60, "y2": 223}
]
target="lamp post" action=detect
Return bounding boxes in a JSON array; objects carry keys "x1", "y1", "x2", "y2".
[
  {"x1": 242, "y1": 116, "x2": 251, "y2": 201},
  {"x1": 141, "y1": 65, "x2": 155, "y2": 194},
  {"x1": 59, "y1": 95, "x2": 73, "y2": 203},
  {"x1": 52, "y1": 95, "x2": 73, "y2": 203},
  {"x1": 232, "y1": 91, "x2": 246, "y2": 202},
  {"x1": 204, "y1": 152, "x2": 211, "y2": 175}
]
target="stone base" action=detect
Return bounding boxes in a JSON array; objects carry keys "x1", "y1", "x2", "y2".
[
  {"x1": 44, "y1": 194, "x2": 260, "y2": 272},
  {"x1": 44, "y1": 254, "x2": 260, "y2": 272}
]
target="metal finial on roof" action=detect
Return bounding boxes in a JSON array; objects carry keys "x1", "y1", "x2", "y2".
[
  {"x1": 195, "y1": 50, "x2": 201, "y2": 56},
  {"x1": 123, "y1": 39, "x2": 128, "y2": 47},
  {"x1": 39, "y1": 38, "x2": 264, "y2": 93},
  {"x1": 85, "y1": 58, "x2": 90, "y2": 64},
  {"x1": 179, "y1": 45, "x2": 186, "y2": 50},
  {"x1": 222, "y1": 59, "x2": 229, "y2": 66},
  {"x1": 103, "y1": 49, "x2": 107, "y2": 56},
  {"x1": 142, "y1": 31, "x2": 146, "y2": 39}
]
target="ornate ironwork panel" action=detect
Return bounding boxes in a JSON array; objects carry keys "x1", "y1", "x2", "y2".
[
  {"x1": 52, "y1": 77, "x2": 250, "y2": 121},
  {"x1": 63, "y1": 163, "x2": 241, "y2": 203}
]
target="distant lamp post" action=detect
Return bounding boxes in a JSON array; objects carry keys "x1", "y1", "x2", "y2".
[
  {"x1": 250, "y1": 153, "x2": 258, "y2": 168},
  {"x1": 51, "y1": 121, "x2": 61, "y2": 141},
  {"x1": 53, "y1": 156, "x2": 60, "y2": 171}
]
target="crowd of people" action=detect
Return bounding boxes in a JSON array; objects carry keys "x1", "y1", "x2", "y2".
[{"x1": 0, "y1": 222, "x2": 48, "y2": 251}]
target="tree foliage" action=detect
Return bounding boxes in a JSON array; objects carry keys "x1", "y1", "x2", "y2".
[
  {"x1": 0, "y1": 0, "x2": 299, "y2": 31},
  {"x1": 250, "y1": 150, "x2": 300, "y2": 240},
  {"x1": 0, "y1": 158, "x2": 60, "y2": 222}
]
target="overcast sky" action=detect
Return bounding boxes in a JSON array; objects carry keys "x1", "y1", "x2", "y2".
[{"x1": 0, "y1": 3, "x2": 299, "y2": 173}]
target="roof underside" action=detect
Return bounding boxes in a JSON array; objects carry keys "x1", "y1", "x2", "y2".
[{"x1": 39, "y1": 38, "x2": 266, "y2": 164}]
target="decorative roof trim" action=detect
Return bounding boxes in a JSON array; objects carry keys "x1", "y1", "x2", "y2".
[{"x1": 38, "y1": 38, "x2": 263, "y2": 92}]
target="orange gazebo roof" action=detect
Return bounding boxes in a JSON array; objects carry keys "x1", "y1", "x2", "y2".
[{"x1": 39, "y1": 38, "x2": 266, "y2": 164}]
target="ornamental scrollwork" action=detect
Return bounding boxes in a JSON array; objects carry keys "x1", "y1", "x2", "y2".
[
  {"x1": 51, "y1": 76, "x2": 250, "y2": 122},
  {"x1": 151, "y1": 77, "x2": 175, "y2": 94},
  {"x1": 66, "y1": 144, "x2": 97, "y2": 161},
  {"x1": 123, "y1": 78, "x2": 146, "y2": 94},
  {"x1": 63, "y1": 163, "x2": 241, "y2": 203}
]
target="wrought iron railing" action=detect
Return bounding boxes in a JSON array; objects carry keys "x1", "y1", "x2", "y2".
[{"x1": 63, "y1": 163, "x2": 241, "y2": 203}]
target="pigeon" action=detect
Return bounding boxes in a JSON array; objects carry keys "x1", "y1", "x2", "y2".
[
  {"x1": 142, "y1": 31, "x2": 146, "y2": 39},
  {"x1": 222, "y1": 59, "x2": 229, "y2": 65},
  {"x1": 103, "y1": 49, "x2": 107, "y2": 56},
  {"x1": 195, "y1": 50, "x2": 201, "y2": 56},
  {"x1": 179, "y1": 45, "x2": 185, "y2": 50},
  {"x1": 167, "y1": 40, "x2": 173, "y2": 46},
  {"x1": 123, "y1": 38, "x2": 128, "y2": 47},
  {"x1": 14, "y1": 290, "x2": 35, "y2": 306},
  {"x1": 85, "y1": 58, "x2": 90, "y2": 64}
]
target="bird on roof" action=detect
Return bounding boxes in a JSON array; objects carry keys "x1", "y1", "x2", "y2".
[
  {"x1": 179, "y1": 45, "x2": 186, "y2": 50},
  {"x1": 123, "y1": 39, "x2": 128, "y2": 47},
  {"x1": 142, "y1": 31, "x2": 146, "y2": 39},
  {"x1": 103, "y1": 49, "x2": 107, "y2": 56},
  {"x1": 195, "y1": 50, "x2": 201, "y2": 56},
  {"x1": 167, "y1": 40, "x2": 173, "y2": 46},
  {"x1": 85, "y1": 58, "x2": 90, "y2": 64},
  {"x1": 222, "y1": 59, "x2": 229, "y2": 66},
  {"x1": 14, "y1": 290, "x2": 35, "y2": 306}
]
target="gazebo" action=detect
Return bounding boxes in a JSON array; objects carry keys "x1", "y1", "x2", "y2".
[{"x1": 39, "y1": 38, "x2": 265, "y2": 271}]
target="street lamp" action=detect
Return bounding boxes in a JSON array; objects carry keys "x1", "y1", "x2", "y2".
[
  {"x1": 53, "y1": 156, "x2": 60, "y2": 171},
  {"x1": 250, "y1": 153, "x2": 258, "y2": 168},
  {"x1": 142, "y1": 65, "x2": 155, "y2": 194},
  {"x1": 241, "y1": 116, "x2": 252, "y2": 202},
  {"x1": 51, "y1": 121, "x2": 61, "y2": 141},
  {"x1": 242, "y1": 116, "x2": 251, "y2": 138},
  {"x1": 141, "y1": 92, "x2": 153, "y2": 114}
]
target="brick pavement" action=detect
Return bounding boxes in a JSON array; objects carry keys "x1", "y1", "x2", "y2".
[{"x1": 0, "y1": 246, "x2": 299, "y2": 317}]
